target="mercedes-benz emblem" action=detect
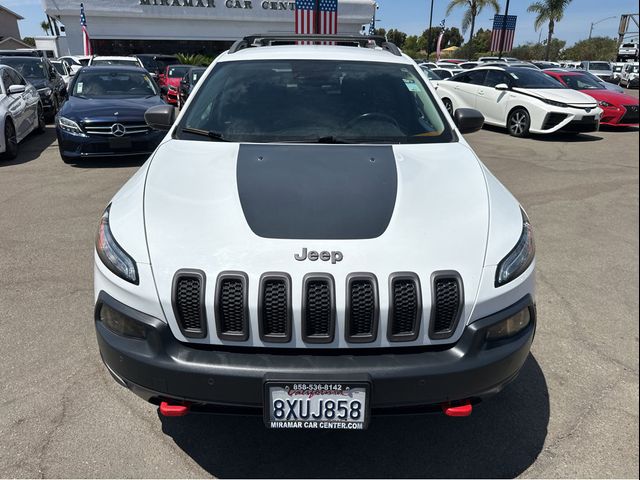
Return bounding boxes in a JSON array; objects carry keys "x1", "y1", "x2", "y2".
[{"x1": 111, "y1": 123, "x2": 126, "y2": 137}]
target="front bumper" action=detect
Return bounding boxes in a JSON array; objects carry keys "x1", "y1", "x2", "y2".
[
  {"x1": 56, "y1": 128, "x2": 165, "y2": 159},
  {"x1": 95, "y1": 292, "x2": 536, "y2": 413}
]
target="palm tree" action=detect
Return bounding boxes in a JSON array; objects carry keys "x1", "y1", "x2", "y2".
[
  {"x1": 40, "y1": 20, "x2": 51, "y2": 36},
  {"x1": 446, "y1": 0, "x2": 500, "y2": 57},
  {"x1": 528, "y1": 0, "x2": 572, "y2": 61}
]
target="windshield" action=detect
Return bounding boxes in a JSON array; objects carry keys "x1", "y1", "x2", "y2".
[
  {"x1": 92, "y1": 58, "x2": 139, "y2": 66},
  {"x1": 52, "y1": 62, "x2": 65, "y2": 75},
  {"x1": 178, "y1": 60, "x2": 452, "y2": 144},
  {"x1": 421, "y1": 67, "x2": 441, "y2": 80},
  {"x1": 613, "y1": 65, "x2": 624, "y2": 72},
  {"x1": 0, "y1": 58, "x2": 45, "y2": 79},
  {"x1": 72, "y1": 71, "x2": 158, "y2": 98},
  {"x1": 168, "y1": 66, "x2": 189, "y2": 78},
  {"x1": 589, "y1": 62, "x2": 610, "y2": 71},
  {"x1": 79, "y1": 58, "x2": 89, "y2": 66},
  {"x1": 561, "y1": 74, "x2": 604, "y2": 90},
  {"x1": 509, "y1": 69, "x2": 564, "y2": 89}
]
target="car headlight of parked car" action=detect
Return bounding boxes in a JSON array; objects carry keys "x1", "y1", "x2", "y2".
[
  {"x1": 57, "y1": 116, "x2": 86, "y2": 136},
  {"x1": 598, "y1": 100, "x2": 614, "y2": 107},
  {"x1": 495, "y1": 209, "x2": 535, "y2": 287},
  {"x1": 38, "y1": 87, "x2": 53, "y2": 97},
  {"x1": 96, "y1": 206, "x2": 139, "y2": 285},
  {"x1": 543, "y1": 99, "x2": 568, "y2": 108}
]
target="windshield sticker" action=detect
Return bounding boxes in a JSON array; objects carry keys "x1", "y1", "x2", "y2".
[
  {"x1": 77, "y1": 82, "x2": 83, "y2": 93},
  {"x1": 403, "y1": 79, "x2": 421, "y2": 92}
]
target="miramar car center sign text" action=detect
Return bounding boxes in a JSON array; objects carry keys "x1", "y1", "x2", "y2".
[{"x1": 139, "y1": 0, "x2": 298, "y2": 9}]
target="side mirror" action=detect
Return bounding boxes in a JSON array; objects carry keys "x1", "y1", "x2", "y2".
[
  {"x1": 145, "y1": 104, "x2": 177, "y2": 131},
  {"x1": 8, "y1": 85, "x2": 26, "y2": 95},
  {"x1": 495, "y1": 83, "x2": 509, "y2": 90},
  {"x1": 454, "y1": 108, "x2": 484, "y2": 134}
]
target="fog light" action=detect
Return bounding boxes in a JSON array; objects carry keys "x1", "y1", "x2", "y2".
[
  {"x1": 99, "y1": 303, "x2": 147, "y2": 339},
  {"x1": 486, "y1": 308, "x2": 531, "y2": 341}
]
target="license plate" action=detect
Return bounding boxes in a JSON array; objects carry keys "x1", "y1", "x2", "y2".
[
  {"x1": 109, "y1": 137, "x2": 132, "y2": 150},
  {"x1": 264, "y1": 382, "x2": 369, "y2": 430}
]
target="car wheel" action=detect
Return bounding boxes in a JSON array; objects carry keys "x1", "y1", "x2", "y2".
[
  {"x1": 2, "y1": 119, "x2": 18, "y2": 160},
  {"x1": 507, "y1": 108, "x2": 531, "y2": 138},
  {"x1": 443, "y1": 98, "x2": 454, "y2": 117},
  {"x1": 36, "y1": 104, "x2": 46, "y2": 134}
]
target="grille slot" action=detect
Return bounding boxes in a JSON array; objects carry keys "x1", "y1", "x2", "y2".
[
  {"x1": 259, "y1": 273, "x2": 292, "y2": 343},
  {"x1": 430, "y1": 273, "x2": 464, "y2": 339},
  {"x1": 172, "y1": 270, "x2": 207, "y2": 339},
  {"x1": 346, "y1": 274, "x2": 378, "y2": 343},
  {"x1": 215, "y1": 272, "x2": 249, "y2": 341},
  {"x1": 542, "y1": 112, "x2": 568, "y2": 130},
  {"x1": 621, "y1": 105, "x2": 639, "y2": 124},
  {"x1": 83, "y1": 122, "x2": 151, "y2": 136},
  {"x1": 302, "y1": 274, "x2": 335, "y2": 343},
  {"x1": 388, "y1": 273, "x2": 421, "y2": 342}
]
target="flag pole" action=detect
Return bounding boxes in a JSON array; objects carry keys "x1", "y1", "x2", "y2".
[
  {"x1": 498, "y1": 0, "x2": 510, "y2": 59},
  {"x1": 426, "y1": 0, "x2": 435, "y2": 59},
  {"x1": 314, "y1": 0, "x2": 321, "y2": 35}
]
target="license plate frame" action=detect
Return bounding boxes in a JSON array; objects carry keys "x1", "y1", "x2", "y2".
[
  {"x1": 264, "y1": 381, "x2": 371, "y2": 430},
  {"x1": 109, "y1": 137, "x2": 132, "y2": 150}
]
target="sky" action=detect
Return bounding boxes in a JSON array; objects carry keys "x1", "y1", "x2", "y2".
[{"x1": 3, "y1": 0, "x2": 639, "y2": 47}]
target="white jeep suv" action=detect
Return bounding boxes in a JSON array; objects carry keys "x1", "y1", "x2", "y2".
[{"x1": 94, "y1": 35, "x2": 536, "y2": 429}]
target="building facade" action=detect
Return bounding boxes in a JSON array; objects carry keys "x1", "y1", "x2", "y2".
[
  {"x1": 41, "y1": 0, "x2": 376, "y2": 56},
  {"x1": 0, "y1": 4, "x2": 30, "y2": 50}
]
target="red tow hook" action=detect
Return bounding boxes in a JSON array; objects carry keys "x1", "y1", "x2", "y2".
[
  {"x1": 159, "y1": 401, "x2": 190, "y2": 417},
  {"x1": 441, "y1": 400, "x2": 473, "y2": 417}
]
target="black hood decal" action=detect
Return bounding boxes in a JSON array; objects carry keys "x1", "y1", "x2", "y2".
[{"x1": 237, "y1": 145, "x2": 397, "y2": 240}]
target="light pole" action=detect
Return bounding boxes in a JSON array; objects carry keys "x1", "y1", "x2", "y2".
[
  {"x1": 589, "y1": 16, "x2": 616, "y2": 39},
  {"x1": 426, "y1": 0, "x2": 435, "y2": 59}
]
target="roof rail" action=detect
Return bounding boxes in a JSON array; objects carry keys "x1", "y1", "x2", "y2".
[{"x1": 228, "y1": 34, "x2": 402, "y2": 56}]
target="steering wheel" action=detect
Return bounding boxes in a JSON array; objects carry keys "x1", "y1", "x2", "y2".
[{"x1": 345, "y1": 112, "x2": 401, "y2": 130}]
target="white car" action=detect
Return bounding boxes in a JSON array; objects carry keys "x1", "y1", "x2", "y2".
[
  {"x1": 58, "y1": 55, "x2": 91, "y2": 74},
  {"x1": 94, "y1": 34, "x2": 536, "y2": 427},
  {"x1": 51, "y1": 60, "x2": 73, "y2": 87},
  {"x1": 619, "y1": 62, "x2": 639, "y2": 88},
  {"x1": 88, "y1": 56, "x2": 145, "y2": 68},
  {"x1": 0, "y1": 65, "x2": 45, "y2": 160},
  {"x1": 436, "y1": 66, "x2": 602, "y2": 137}
]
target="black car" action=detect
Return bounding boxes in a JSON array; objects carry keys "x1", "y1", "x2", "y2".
[
  {"x1": 134, "y1": 54, "x2": 180, "y2": 77},
  {"x1": 56, "y1": 66, "x2": 166, "y2": 164},
  {"x1": 0, "y1": 56, "x2": 66, "y2": 121},
  {"x1": 177, "y1": 66, "x2": 206, "y2": 109}
]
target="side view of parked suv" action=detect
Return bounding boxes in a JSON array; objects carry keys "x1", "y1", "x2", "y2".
[{"x1": 94, "y1": 35, "x2": 536, "y2": 430}]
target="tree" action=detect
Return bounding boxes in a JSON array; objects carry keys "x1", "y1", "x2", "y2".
[
  {"x1": 562, "y1": 37, "x2": 618, "y2": 61},
  {"x1": 510, "y1": 39, "x2": 566, "y2": 60},
  {"x1": 373, "y1": 28, "x2": 386, "y2": 37},
  {"x1": 446, "y1": 0, "x2": 500, "y2": 57},
  {"x1": 386, "y1": 29, "x2": 407, "y2": 48},
  {"x1": 527, "y1": 0, "x2": 572, "y2": 61},
  {"x1": 469, "y1": 28, "x2": 492, "y2": 54},
  {"x1": 40, "y1": 20, "x2": 51, "y2": 35}
]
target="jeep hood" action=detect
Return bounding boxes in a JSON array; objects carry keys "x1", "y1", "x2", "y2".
[{"x1": 143, "y1": 141, "x2": 493, "y2": 345}]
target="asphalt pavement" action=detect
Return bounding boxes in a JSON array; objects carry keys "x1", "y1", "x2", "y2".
[{"x1": 0, "y1": 94, "x2": 638, "y2": 478}]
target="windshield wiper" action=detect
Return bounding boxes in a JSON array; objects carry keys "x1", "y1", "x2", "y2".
[
  {"x1": 276, "y1": 136, "x2": 355, "y2": 144},
  {"x1": 181, "y1": 127, "x2": 229, "y2": 142}
]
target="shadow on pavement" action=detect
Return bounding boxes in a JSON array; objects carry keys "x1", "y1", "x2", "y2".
[
  {"x1": 0, "y1": 127, "x2": 57, "y2": 168},
  {"x1": 160, "y1": 355, "x2": 549, "y2": 478},
  {"x1": 69, "y1": 155, "x2": 149, "y2": 169}
]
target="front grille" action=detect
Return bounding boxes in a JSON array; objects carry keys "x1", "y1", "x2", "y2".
[
  {"x1": 215, "y1": 273, "x2": 249, "y2": 341},
  {"x1": 259, "y1": 274, "x2": 292, "y2": 342},
  {"x1": 172, "y1": 270, "x2": 206, "y2": 338},
  {"x1": 302, "y1": 274, "x2": 335, "y2": 343},
  {"x1": 83, "y1": 121, "x2": 151, "y2": 136},
  {"x1": 388, "y1": 273, "x2": 422, "y2": 342},
  {"x1": 542, "y1": 112, "x2": 568, "y2": 130},
  {"x1": 621, "y1": 105, "x2": 639, "y2": 124},
  {"x1": 430, "y1": 273, "x2": 464, "y2": 339},
  {"x1": 346, "y1": 274, "x2": 378, "y2": 343}
]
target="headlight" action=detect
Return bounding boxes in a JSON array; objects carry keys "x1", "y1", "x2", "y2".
[
  {"x1": 486, "y1": 307, "x2": 531, "y2": 341},
  {"x1": 57, "y1": 116, "x2": 86, "y2": 136},
  {"x1": 598, "y1": 100, "x2": 614, "y2": 107},
  {"x1": 495, "y1": 208, "x2": 535, "y2": 287},
  {"x1": 96, "y1": 206, "x2": 138, "y2": 284},
  {"x1": 38, "y1": 87, "x2": 52, "y2": 97},
  {"x1": 543, "y1": 99, "x2": 568, "y2": 108}
]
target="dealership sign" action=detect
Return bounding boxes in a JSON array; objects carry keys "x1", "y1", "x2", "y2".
[{"x1": 139, "y1": 0, "x2": 297, "y2": 9}]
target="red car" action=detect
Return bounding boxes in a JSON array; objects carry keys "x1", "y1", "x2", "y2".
[
  {"x1": 545, "y1": 70, "x2": 639, "y2": 127},
  {"x1": 158, "y1": 64, "x2": 190, "y2": 105}
]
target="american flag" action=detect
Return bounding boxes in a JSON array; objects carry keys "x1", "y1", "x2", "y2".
[
  {"x1": 490, "y1": 14, "x2": 517, "y2": 52},
  {"x1": 295, "y1": 0, "x2": 338, "y2": 37},
  {"x1": 80, "y1": 3, "x2": 92, "y2": 56}
]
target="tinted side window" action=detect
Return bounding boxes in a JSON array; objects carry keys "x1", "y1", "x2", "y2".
[
  {"x1": 466, "y1": 70, "x2": 487, "y2": 85},
  {"x1": 484, "y1": 70, "x2": 509, "y2": 87},
  {"x1": 8, "y1": 69, "x2": 25, "y2": 86},
  {"x1": 450, "y1": 72, "x2": 469, "y2": 83},
  {"x1": 1, "y1": 70, "x2": 11, "y2": 91}
]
